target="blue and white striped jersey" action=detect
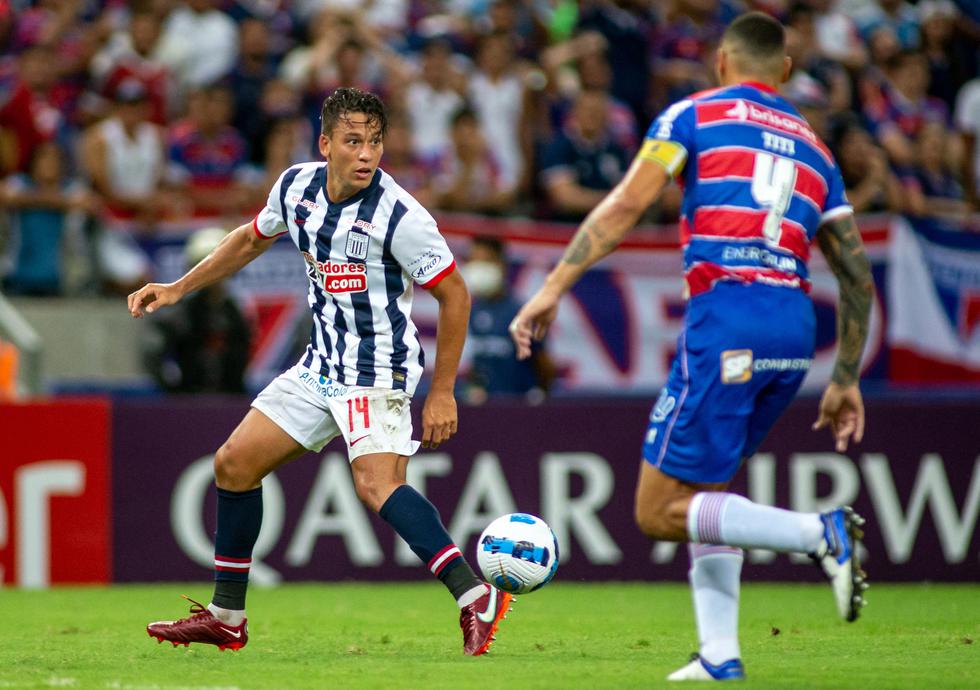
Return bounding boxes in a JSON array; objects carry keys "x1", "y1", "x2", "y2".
[{"x1": 253, "y1": 162, "x2": 456, "y2": 394}]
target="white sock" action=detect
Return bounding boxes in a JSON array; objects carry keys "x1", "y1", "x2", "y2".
[
  {"x1": 689, "y1": 544, "x2": 743, "y2": 665},
  {"x1": 456, "y1": 584, "x2": 489, "y2": 609},
  {"x1": 207, "y1": 603, "x2": 245, "y2": 626},
  {"x1": 688, "y1": 492, "x2": 824, "y2": 553}
]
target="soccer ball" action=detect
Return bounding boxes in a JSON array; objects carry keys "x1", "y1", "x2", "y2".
[{"x1": 476, "y1": 513, "x2": 559, "y2": 594}]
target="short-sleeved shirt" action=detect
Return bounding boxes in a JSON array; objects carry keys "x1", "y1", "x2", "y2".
[
  {"x1": 640, "y1": 81, "x2": 852, "y2": 297},
  {"x1": 254, "y1": 163, "x2": 455, "y2": 394}
]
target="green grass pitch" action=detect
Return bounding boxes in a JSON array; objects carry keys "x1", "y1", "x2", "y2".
[{"x1": 0, "y1": 583, "x2": 976, "y2": 689}]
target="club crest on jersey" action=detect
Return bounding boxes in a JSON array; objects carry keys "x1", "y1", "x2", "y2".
[
  {"x1": 721, "y1": 349, "x2": 753, "y2": 384},
  {"x1": 345, "y1": 229, "x2": 370, "y2": 260}
]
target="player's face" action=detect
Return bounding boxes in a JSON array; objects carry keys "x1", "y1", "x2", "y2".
[{"x1": 319, "y1": 112, "x2": 384, "y2": 201}]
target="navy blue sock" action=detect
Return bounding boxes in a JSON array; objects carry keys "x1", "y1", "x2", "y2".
[
  {"x1": 211, "y1": 486, "x2": 262, "y2": 610},
  {"x1": 379, "y1": 485, "x2": 484, "y2": 600}
]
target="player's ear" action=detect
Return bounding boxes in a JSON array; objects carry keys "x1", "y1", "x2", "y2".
[
  {"x1": 318, "y1": 133, "x2": 330, "y2": 159},
  {"x1": 781, "y1": 56, "x2": 792, "y2": 84},
  {"x1": 715, "y1": 46, "x2": 726, "y2": 84}
]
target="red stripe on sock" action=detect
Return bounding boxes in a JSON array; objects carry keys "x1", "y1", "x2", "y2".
[
  {"x1": 427, "y1": 544, "x2": 457, "y2": 571},
  {"x1": 215, "y1": 555, "x2": 252, "y2": 563}
]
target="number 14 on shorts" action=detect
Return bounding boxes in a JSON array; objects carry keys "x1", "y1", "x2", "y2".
[{"x1": 347, "y1": 396, "x2": 370, "y2": 435}]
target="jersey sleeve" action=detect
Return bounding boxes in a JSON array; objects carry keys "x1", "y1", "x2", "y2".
[
  {"x1": 639, "y1": 99, "x2": 695, "y2": 178},
  {"x1": 389, "y1": 207, "x2": 456, "y2": 289},
  {"x1": 820, "y1": 161, "x2": 854, "y2": 224},
  {"x1": 253, "y1": 168, "x2": 291, "y2": 239}
]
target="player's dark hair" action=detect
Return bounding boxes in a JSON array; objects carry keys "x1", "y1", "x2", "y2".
[
  {"x1": 321, "y1": 87, "x2": 388, "y2": 137},
  {"x1": 723, "y1": 12, "x2": 786, "y2": 60}
]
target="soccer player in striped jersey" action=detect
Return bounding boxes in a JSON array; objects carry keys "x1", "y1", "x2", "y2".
[
  {"x1": 129, "y1": 88, "x2": 511, "y2": 655},
  {"x1": 511, "y1": 13, "x2": 873, "y2": 681}
]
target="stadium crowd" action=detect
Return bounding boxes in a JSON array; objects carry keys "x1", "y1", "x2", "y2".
[{"x1": 0, "y1": 0, "x2": 978, "y2": 297}]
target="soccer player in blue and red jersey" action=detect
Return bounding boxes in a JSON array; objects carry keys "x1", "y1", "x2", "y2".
[
  {"x1": 511, "y1": 13, "x2": 873, "y2": 681},
  {"x1": 129, "y1": 88, "x2": 511, "y2": 656}
]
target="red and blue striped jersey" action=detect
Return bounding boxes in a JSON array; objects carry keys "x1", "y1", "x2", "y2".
[{"x1": 642, "y1": 81, "x2": 852, "y2": 297}]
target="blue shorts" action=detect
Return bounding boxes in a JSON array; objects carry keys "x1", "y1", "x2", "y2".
[{"x1": 642, "y1": 282, "x2": 816, "y2": 484}]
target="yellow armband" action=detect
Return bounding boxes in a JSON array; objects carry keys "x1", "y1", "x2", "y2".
[{"x1": 638, "y1": 139, "x2": 687, "y2": 177}]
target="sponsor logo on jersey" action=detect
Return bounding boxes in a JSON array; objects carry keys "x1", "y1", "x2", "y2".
[
  {"x1": 724, "y1": 99, "x2": 819, "y2": 146},
  {"x1": 291, "y1": 196, "x2": 320, "y2": 211},
  {"x1": 721, "y1": 349, "x2": 754, "y2": 384},
  {"x1": 753, "y1": 357, "x2": 811, "y2": 372},
  {"x1": 722, "y1": 246, "x2": 799, "y2": 272},
  {"x1": 301, "y1": 252, "x2": 368, "y2": 293},
  {"x1": 650, "y1": 389, "x2": 676, "y2": 423},
  {"x1": 352, "y1": 219, "x2": 376, "y2": 232},
  {"x1": 297, "y1": 370, "x2": 349, "y2": 398},
  {"x1": 409, "y1": 249, "x2": 442, "y2": 280}
]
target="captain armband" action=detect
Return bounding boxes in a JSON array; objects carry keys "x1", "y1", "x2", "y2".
[{"x1": 638, "y1": 139, "x2": 687, "y2": 177}]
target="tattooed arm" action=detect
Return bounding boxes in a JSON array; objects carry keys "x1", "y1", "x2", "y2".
[
  {"x1": 815, "y1": 213, "x2": 873, "y2": 386},
  {"x1": 812, "y1": 213, "x2": 874, "y2": 451},
  {"x1": 509, "y1": 157, "x2": 672, "y2": 358}
]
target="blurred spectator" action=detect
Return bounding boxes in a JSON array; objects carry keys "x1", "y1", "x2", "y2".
[
  {"x1": 783, "y1": 75, "x2": 832, "y2": 140},
  {"x1": 154, "y1": 0, "x2": 238, "y2": 96},
  {"x1": 9, "y1": 45, "x2": 72, "y2": 152},
  {"x1": 831, "y1": 116, "x2": 906, "y2": 213},
  {"x1": 468, "y1": 31, "x2": 531, "y2": 192},
  {"x1": 0, "y1": 57, "x2": 46, "y2": 174},
  {"x1": 538, "y1": 88, "x2": 630, "y2": 221},
  {"x1": 785, "y1": 3, "x2": 853, "y2": 114},
  {"x1": 807, "y1": 0, "x2": 868, "y2": 71},
  {"x1": 380, "y1": 113, "x2": 434, "y2": 208},
  {"x1": 404, "y1": 37, "x2": 467, "y2": 167},
  {"x1": 1, "y1": 141, "x2": 98, "y2": 296},
  {"x1": 280, "y1": 10, "x2": 410, "y2": 137},
  {"x1": 901, "y1": 120, "x2": 969, "y2": 219},
  {"x1": 954, "y1": 77, "x2": 980, "y2": 208},
  {"x1": 242, "y1": 114, "x2": 313, "y2": 211},
  {"x1": 80, "y1": 80, "x2": 170, "y2": 227},
  {"x1": 461, "y1": 236, "x2": 554, "y2": 403},
  {"x1": 434, "y1": 107, "x2": 516, "y2": 214},
  {"x1": 862, "y1": 50, "x2": 948, "y2": 167},
  {"x1": 167, "y1": 83, "x2": 251, "y2": 219},
  {"x1": 652, "y1": 0, "x2": 726, "y2": 109},
  {"x1": 89, "y1": 8, "x2": 170, "y2": 124},
  {"x1": 855, "y1": 0, "x2": 920, "y2": 50},
  {"x1": 917, "y1": 0, "x2": 967, "y2": 109},
  {"x1": 292, "y1": 0, "x2": 410, "y2": 39},
  {"x1": 541, "y1": 31, "x2": 638, "y2": 152},
  {"x1": 461, "y1": 0, "x2": 546, "y2": 59},
  {"x1": 229, "y1": 17, "x2": 279, "y2": 162},
  {"x1": 142, "y1": 226, "x2": 251, "y2": 393},
  {"x1": 578, "y1": 0, "x2": 655, "y2": 129}
]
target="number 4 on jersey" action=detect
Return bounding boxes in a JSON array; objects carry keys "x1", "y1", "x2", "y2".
[{"x1": 750, "y1": 152, "x2": 797, "y2": 246}]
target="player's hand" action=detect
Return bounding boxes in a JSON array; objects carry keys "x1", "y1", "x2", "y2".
[
  {"x1": 421, "y1": 389, "x2": 458, "y2": 449},
  {"x1": 509, "y1": 287, "x2": 560, "y2": 360},
  {"x1": 127, "y1": 282, "x2": 181, "y2": 318},
  {"x1": 812, "y1": 382, "x2": 865, "y2": 452}
]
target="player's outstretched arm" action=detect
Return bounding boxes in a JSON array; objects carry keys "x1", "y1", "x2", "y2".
[
  {"x1": 510, "y1": 158, "x2": 671, "y2": 359},
  {"x1": 422, "y1": 268, "x2": 469, "y2": 448},
  {"x1": 813, "y1": 213, "x2": 874, "y2": 451},
  {"x1": 127, "y1": 222, "x2": 276, "y2": 318}
]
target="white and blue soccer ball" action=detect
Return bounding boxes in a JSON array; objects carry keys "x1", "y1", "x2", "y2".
[{"x1": 477, "y1": 513, "x2": 559, "y2": 595}]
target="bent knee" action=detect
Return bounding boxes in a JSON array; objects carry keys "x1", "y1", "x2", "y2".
[
  {"x1": 351, "y1": 473, "x2": 389, "y2": 513},
  {"x1": 635, "y1": 503, "x2": 687, "y2": 541},
  {"x1": 214, "y1": 442, "x2": 261, "y2": 491}
]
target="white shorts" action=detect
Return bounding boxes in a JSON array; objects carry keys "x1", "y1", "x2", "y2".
[{"x1": 251, "y1": 364, "x2": 420, "y2": 461}]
